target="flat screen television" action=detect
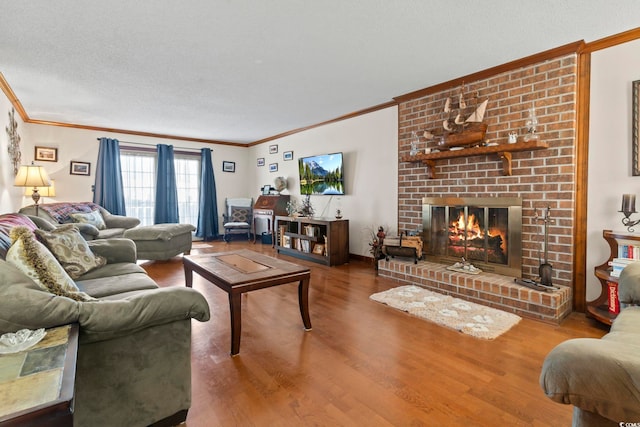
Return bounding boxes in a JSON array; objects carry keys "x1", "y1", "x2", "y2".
[{"x1": 298, "y1": 152, "x2": 345, "y2": 195}]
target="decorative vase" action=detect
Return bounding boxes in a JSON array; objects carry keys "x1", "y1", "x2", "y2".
[
  {"x1": 409, "y1": 131, "x2": 420, "y2": 156},
  {"x1": 523, "y1": 107, "x2": 539, "y2": 142}
]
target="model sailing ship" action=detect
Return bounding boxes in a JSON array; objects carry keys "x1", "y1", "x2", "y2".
[{"x1": 424, "y1": 84, "x2": 489, "y2": 149}]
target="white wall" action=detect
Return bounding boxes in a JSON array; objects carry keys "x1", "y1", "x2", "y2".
[
  {"x1": 249, "y1": 106, "x2": 399, "y2": 256},
  {"x1": 0, "y1": 97, "x2": 29, "y2": 213},
  {"x1": 587, "y1": 38, "x2": 640, "y2": 301},
  {"x1": 23, "y1": 125, "x2": 251, "y2": 211}
]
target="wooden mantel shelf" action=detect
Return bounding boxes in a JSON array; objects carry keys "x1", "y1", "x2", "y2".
[{"x1": 400, "y1": 140, "x2": 549, "y2": 179}]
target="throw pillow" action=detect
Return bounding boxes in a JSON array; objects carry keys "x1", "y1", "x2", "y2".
[
  {"x1": 229, "y1": 207, "x2": 250, "y2": 223},
  {"x1": 35, "y1": 224, "x2": 107, "y2": 279},
  {"x1": 70, "y1": 210, "x2": 106, "y2": 230},
  {"x1": 6, "y1": 226, "x2": 96, "y2": 302}
]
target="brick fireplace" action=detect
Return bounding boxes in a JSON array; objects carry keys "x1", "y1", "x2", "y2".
[{"x1": 379, "y1": 50, "x2": 579, "y2": 322}]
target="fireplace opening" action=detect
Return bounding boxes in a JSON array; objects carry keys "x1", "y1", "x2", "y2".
[{"x1": 422, "y1": 197, "x2": 522, "y2": 277}]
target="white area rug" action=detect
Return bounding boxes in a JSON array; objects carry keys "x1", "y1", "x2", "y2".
[{"x1": 370, "y1": 285, "x2": 521, "y2": 340}]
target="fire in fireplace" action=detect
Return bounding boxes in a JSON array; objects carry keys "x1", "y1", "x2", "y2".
[{"x1": 422, "y1": 197, "x2": 523, "y2": 276}]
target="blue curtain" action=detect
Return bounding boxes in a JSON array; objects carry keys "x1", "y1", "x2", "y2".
[
  {"x1": 154, "y1": 144, "x2": 179, "y2": 224},
  {"x1": 196, "y1": 148, "x2": 219, "y2": 240},
  {"x1": 93, "y1": 138, "x2": 126, "y2": 215}
]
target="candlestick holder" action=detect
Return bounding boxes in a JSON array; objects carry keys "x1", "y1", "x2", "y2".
[
  {"x1": 620, "y1": 194, "x2": 639, "y2": 232},
  {"x1": 621, "y1": 210, "x2": 640, "y2": 232}
]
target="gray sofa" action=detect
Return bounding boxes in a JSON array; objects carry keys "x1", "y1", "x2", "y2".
[
  {"x1": 19, "y1": 202, "x2": 140, "y2": 240},
  {"x1": 540, "y1": 262, "x2": 640, "y2": 426},
  {"x1": 0, "y1": 213, "x2": 210, "y2": 426}
]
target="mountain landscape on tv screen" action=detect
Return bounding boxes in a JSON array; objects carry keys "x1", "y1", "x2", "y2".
[{"x1": 298, "y1": 153, "x2": 344, "y2": 195}]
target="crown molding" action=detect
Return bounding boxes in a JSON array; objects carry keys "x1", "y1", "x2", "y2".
[
  {"x1": 248, "y1": 101, "x2": 397, "y2": 146},
  {"x1": 25, "y1": 118, "x2": 246, "y2": 146},
  {"x1": 0, "y1": 72, "x2": 29, "y2": 122},
  {"x1": 393, "y1": 41, "x2": 585, "y2": 103},
  {"x1": 582, "y1": 26, "x2": 640, "y2": 53}
]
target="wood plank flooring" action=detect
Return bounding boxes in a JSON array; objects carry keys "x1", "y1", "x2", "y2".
[{"x1": 140, "y1": 240, "x2": 608, "y2": 427}]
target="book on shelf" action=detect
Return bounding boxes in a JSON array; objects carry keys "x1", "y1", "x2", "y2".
[
  {"x1": 609, "y1": 257, "x2": 638, "y2": 277},
  {"x1": 617, "y1": 242, "x2": 640, "y2": 259},
  {"x1": 608, "y1": 281, "x2": 620, "y2": 314}
]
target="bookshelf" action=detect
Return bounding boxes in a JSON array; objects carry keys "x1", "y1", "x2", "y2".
[
  {"x1": 590, "y1": 229, "x2": 640, "y2": 325},
  {"x1": 275, "y1": 216, "x2": 349, "y2": 266}
]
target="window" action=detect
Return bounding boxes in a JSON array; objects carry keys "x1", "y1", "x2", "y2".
[
  {"x1": 120, "y1": 148, "x2": 201, "y2": 227},
  {"x1": 174, "y1": 155, "x2": 201, "y2": 226},
  {"x1": 121, "y1": 150, "x2": 156, "y2": 226}
]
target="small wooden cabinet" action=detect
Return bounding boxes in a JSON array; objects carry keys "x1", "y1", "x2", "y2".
[
  {"x1": 590, "y1": 229, "x2": 640, "y2": 325},
  {"x1": 275, "y1": 216, "x2": 349, "y2": 266},
  {"x1": 252, "y1": 195, "x2": 290, "y2": 247}
]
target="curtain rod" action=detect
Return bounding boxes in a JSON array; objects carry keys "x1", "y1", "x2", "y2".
[{"x1": 96, "y1": 138, "x2": 203, "y2": 152}]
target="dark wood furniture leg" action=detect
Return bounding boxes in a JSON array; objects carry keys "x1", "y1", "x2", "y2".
[
  {"x1": 184, "y1": 263, "x2": 193, "y2": 288},
  {"x1": 229, "y1": 292, "x2": 242, "y2": 356},
  {"x1": 298, "y1": 276, "x2": 312, "y2": 330}
]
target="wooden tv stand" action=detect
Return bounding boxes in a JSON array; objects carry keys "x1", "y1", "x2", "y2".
[{"x1": 275, "y1": 216, "x2": 349, "y2": 266}]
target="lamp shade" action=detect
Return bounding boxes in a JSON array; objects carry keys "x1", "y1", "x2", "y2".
[
  {"x1": 14, "y1": 163, "x2": 51, "y2": 188},
  {"x1": 25, "y1": 180, "x2": 55, "y2": 197}
]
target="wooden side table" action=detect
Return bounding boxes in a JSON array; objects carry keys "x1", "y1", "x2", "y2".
[{"x1": 0, "y1": 323, "x2": 78, "y2": 427}]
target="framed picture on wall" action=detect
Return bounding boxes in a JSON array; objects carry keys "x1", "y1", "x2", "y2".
[
  {"x1": 222, "y1": 161, "x2": 236, "y2": 173},
  {"x1": 70, "y1": 161, "x2": 90, "y2": 176},
  {"x1": 283, "y1": 151, "x2": 293, "y2": 161},
  {"x1": 269, "y1": 144, "x2": 278, "y2": 154},
  {"x1": 35, "y1": 146, "x2": 58, "y2": 162},
  {"x1": 257, "y1": 157, "x2": 265, "y2": 167},
  {"x1": 269, "y1": 163, "x2": 278, "y2": 172}
]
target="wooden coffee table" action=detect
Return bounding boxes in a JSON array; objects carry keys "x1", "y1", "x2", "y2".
[{"x1": 183, "y1": 249, "x2": 312, "y2": 355}]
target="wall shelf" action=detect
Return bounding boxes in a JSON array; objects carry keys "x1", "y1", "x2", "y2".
[
  {"x1": 400, "y1": 140, "x2": 549, "y2": 179},
  {"x1": 590, "y1": 229, "x2": 640, "y2": 326}
]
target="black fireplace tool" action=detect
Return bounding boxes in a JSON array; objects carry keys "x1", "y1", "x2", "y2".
[
  {"x1": 537, "y1": 206, "x2": 554, "y2": 286},
  {"x1": 514, "y1": 206, "x2": 559, "y2": 292}
]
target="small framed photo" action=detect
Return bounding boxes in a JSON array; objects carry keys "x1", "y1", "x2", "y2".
[
  {"x1": 257, "y1": 157, "x2": 265, "y2": 167},
  {"x1": 70, "y1": 161, "x2": 90, "y2": 176},
  {"x1": 269, "y1": 163, "x2": 278, "y2": 172},
  {"x1": 283, "y1": 151, "x2": 293, "y2": 161},
  {"x1": 222, "y1": 161, "x2": 236, "y2": 173},
  {"x1": 35, "y1": 146, "x2": 58, "y2": 162},
  {"x1": 269, "y1": 144, "x2": 278, "y2": 154},
  {"x1": 312, "y1": 244, "x2": 325, "y2": 255}
]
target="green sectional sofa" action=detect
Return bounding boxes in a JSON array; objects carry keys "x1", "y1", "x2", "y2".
[
  {"x1": 19, "y1": 202, "x2": 140, "y2": 240},
  {"x1": 0, "y1": 213, "x2": 210, "y2": 426}
]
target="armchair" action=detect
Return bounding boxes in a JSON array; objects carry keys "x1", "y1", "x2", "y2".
[
  {"x1": 540, "y1": 262, "x2": 640, "y2": 426},
  {"x1": 222, "y1": 198, "x2": 253, "y2": 242}
]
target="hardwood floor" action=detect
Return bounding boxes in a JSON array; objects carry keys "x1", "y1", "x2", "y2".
[{"x1": 140, "y1": 240, "x2": 608, "y2": 427}]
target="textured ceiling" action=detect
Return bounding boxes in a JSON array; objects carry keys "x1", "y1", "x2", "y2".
[{"x1": 1, "y1": 1, "x2": 639, "y2": 143}]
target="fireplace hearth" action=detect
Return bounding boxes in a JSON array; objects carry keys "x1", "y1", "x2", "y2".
[{"x1": 422, "y1": 197, "x2": 522, "y2": 277}]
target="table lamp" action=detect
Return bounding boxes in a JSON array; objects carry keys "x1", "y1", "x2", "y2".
[
  {"x1": 24, "y1": 179, "x2": 55, "y2": 198},
  {"x1": 14, "y1": 162, "x2": 52, "y2": 215}
]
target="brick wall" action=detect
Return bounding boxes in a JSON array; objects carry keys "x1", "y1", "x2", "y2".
[{"x1": 397, "y1": 54, "x2": 577, "y2": 288}]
